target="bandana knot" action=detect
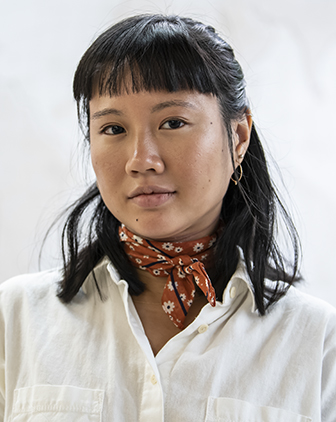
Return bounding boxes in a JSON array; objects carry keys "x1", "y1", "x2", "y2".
[{"x1": 119, "y1": 224, "x2": 217, "y2": 329}]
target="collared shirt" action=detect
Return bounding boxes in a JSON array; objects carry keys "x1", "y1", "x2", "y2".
[{"x1": 0, "y1": 257, "x2": 335, "y2": 421}]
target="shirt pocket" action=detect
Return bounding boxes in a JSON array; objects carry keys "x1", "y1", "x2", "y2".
[
  {"x1": 12, "y1": 385, "x2": 104, "y2": 422},
  {"x1": 205, "y1": 397, "x2": 312, "y2": 422}
]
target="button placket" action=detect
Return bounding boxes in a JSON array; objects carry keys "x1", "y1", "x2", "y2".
[
  {"x1": 150, "y1": 374, "x2": 158, "y2": 385},
  {"x1": 197, "y1": 324, "x2": 209, "y2": 334},
  {"x1": 229, "y1": 286, "x2": 237, "y2": 299}
]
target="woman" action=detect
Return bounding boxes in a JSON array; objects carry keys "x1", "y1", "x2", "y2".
[{"x1": 0, "y1": 14, "x2": 335, "y2": 422}]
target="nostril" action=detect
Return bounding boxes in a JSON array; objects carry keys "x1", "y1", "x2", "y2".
[{"x1": 125, "y1": 155, "x2": 165, "y2": 175}]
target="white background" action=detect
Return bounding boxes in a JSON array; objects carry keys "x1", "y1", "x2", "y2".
[{"x1": 0, "y1": 0, "x2": 335, "y2": 306}]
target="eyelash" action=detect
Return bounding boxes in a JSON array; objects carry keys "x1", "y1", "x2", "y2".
[
  {"x1": 101, "y1": 125, "x2": 125, "y2": 135},
  {"x1": 101, "y1": 119, "x2": 186, "y2": 135},
  {"x1": 160, "y1": 119, "x2": 186, "y2": 130}
]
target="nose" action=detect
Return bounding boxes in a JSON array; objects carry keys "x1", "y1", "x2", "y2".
[{"x1": 125, "y1": 131, "x2": 165, "y2": 175}]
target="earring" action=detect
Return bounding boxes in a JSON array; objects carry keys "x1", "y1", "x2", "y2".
[{"x1": 230, "y1": 164, "x2": 243, "y2": 185}]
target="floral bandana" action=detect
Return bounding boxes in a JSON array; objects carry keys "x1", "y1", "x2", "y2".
[{"x1": 119, "y1": 224, "x2": 217, "y2": 329}]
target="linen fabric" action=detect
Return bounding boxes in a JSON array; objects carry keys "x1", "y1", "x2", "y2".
[
  {"x1": 0, "y1": 257, "x2": 336, "y2": 421},
  {"x1": 119, "y1": 224, "x2": 216, "y2": 329}
]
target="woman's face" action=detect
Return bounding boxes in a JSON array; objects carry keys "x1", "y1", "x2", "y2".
[{"x1": 89, "y1": 90, "x2": 250, "y2": 241}]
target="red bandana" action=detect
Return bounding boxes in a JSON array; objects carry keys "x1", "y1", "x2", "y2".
[{"x1": 119, "y1": 224, "x2": 217, "y2": 329}]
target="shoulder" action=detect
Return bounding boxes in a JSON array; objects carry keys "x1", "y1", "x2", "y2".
[
  {"x1": 273, "y1": 285, "x2": 336, "y2": 340},
  {"x1": 282, "y1": 286, "x2": 336, "y2": 319},
  {"x1": 0, "y1": 269, "x2": 62, "y2": 315},
  {"x1": 237, "y1": 255, "x2": 336, "y2": 327}
]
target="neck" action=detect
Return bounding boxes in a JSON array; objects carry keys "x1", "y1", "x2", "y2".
[
  {"x1": 134, "y1": 265, "x2": 215, "y2": 303},
  {"x1": 135, "y1": 269, "x2": 167, "y2": 303}
]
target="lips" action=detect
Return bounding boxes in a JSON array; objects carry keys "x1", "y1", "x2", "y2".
[
  {"x1": 128, "y1": 186, "x2": 175, "y2": 207},
  {"x1": 128, "y1": 185, "x2": 175, "y2": 199}
]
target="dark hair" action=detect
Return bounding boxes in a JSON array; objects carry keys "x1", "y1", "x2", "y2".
[{"x1": 58, "y1": 14, "x2": 301, "y2": 314}]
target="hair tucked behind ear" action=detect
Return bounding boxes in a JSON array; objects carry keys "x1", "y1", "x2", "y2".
[{"x1": 55, "y1": 14, "x2": 301, "y2": 313}]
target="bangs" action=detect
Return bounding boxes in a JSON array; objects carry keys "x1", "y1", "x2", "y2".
[
  {"x1": 74, "y1": 15, "x2": 219, "y2": 104},
  {"x1": 96, "y1": 36, "x2": 218, "y2": 96}
]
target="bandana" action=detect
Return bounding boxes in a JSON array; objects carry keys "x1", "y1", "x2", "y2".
[{"x1": 119, "y1": 224, "x2": 217, "y2": 329}]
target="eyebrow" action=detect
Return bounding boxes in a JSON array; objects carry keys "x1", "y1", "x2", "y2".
[
  {"x1": 90, "y1": 100, "x2": 197, "y2": 121},
  {"x1": 91, "y1": 108, "x2": 123, "y2": 120},
  {"x1": 151, "y1": 100, "x2": 197, "y2": 113}
]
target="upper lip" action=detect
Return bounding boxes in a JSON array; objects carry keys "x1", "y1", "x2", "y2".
[{"x1": 128, "y1": 185, "x2": 175, "y2": 199}]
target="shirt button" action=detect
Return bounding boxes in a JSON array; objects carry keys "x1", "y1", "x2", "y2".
[
  {"x1": 230, "y1": 286, "x2": 237, "y2": 299},
  {"x1": 150, "y1": 374, "x2": 158, "y2": 385},
  {"x1": 198, "y1": 324, "x2": 208, "y2": 334}
]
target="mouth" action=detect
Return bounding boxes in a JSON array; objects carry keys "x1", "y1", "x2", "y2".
[
  {"x1": 128, "y1": 186, "x2": 176, "y2": 207},
  {"x1": 128, "y1": 186, "x2": 175, "y2": 199}
]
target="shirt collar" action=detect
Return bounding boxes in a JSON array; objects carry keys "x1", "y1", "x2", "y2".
[
  {"x1": 82, "y1": 253, "x2": 257, "y2": 314},
  {"x1": 225, "y1": 256, "x2": 257, "y2": 313}
]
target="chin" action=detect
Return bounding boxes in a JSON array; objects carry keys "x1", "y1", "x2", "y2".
[
  {"x1": 130, "y1": 223, "x2": 209, "y2": 243},
  {"x1": 123, "y1": 220, "x2": 186, "y2": 242},
  {"x1": 130, "y1": 226, "x2": 178, "y2": 242}
]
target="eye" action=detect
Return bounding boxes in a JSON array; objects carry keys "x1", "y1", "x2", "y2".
[
  {"x1": 102, "y1": 125, "x2": 125, "y2": 135},
  {"x1": 161, "y1": 119, "x2": 185, "y2": 130}
]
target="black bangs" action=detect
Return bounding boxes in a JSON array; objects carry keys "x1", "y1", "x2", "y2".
[
  {"x1": 73, "y1": 15, "x2": 221, "y2": 124},
  {"x1": 98, "y1": 35, "x2": 218, "y2": 96}
]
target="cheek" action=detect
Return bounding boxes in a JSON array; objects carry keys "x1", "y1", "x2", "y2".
[
  {"x1": 202, "y1": 151, "x2": 233, "y2": 202},
  {"x1": 91, "y1": 147, "x2": 119, "y2": 182},
  {"x1": 91, "y1": 154, "x2": 124, "y2": 215},
  {"x1": 90, "y1": 145, "x2": 101, "y2": 175},
  {"x1": 90, "y1": 155, "x2": 126, "y2": 212},
  {"x1": 194, "y1": 140, "x2": 232, "y2": 182}
]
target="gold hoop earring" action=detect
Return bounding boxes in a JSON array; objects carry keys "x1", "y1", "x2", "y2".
[{"x1": 230, "y1": 164, "x2": 243, "y2": 185}]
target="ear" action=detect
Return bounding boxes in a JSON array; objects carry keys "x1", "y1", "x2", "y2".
[{"x1": 232, "y1": 110, "x2": 252, "y2": 168}]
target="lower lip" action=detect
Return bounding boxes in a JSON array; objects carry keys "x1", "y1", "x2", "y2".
[{"x1": 130, "y1": 192, "x2": 175, "y2": 207}]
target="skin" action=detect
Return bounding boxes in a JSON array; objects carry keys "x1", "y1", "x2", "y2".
[{"x1": 89, "y1": 89, "x2": 252, "y2": 353}]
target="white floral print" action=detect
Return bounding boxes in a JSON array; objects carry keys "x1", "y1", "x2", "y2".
[
  {"x1": 193, "y1": 242, "x2": 204, "y2": 253},
  {"x1": 162, "y1": 242, "x2": 174, "y2": 251},
  {"x1": 119, "y1": 224, "x2": 217, "y2": 329},
  {"x1": 167, "y1": 281, "x2": 174, "y2": 291},
  {"x1": 132, "y1": 235, "x2": 143, "y2": 244},
  {"x1": 162, "y1": 301, "x2": 175, "y2": 314},
  {"x1": 208, "y1": 236, "x2": 216, "y2": 247},
  {"x1": 177, "y1": 268, "x2": 186, "y2": 278},
  {"x1": 120, "y1": 231, "x2": 127, "y2": 240}
]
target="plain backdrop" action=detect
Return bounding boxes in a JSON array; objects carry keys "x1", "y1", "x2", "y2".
[{"x1": 0, "y1": 0, "x2": 335, "y2": 306}]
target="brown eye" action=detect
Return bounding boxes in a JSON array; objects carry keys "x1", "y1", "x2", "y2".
[
  {"x1": 161, "y1": 120, "x2": 185, "y2": 129},
  {"x1": 103, "y1": 125, "x2": 125, "y2": 135}
]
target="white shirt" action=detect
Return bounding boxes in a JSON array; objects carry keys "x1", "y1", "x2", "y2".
[{"x1": 0, "y1": 257, "x2": 335, "y2": 422}]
